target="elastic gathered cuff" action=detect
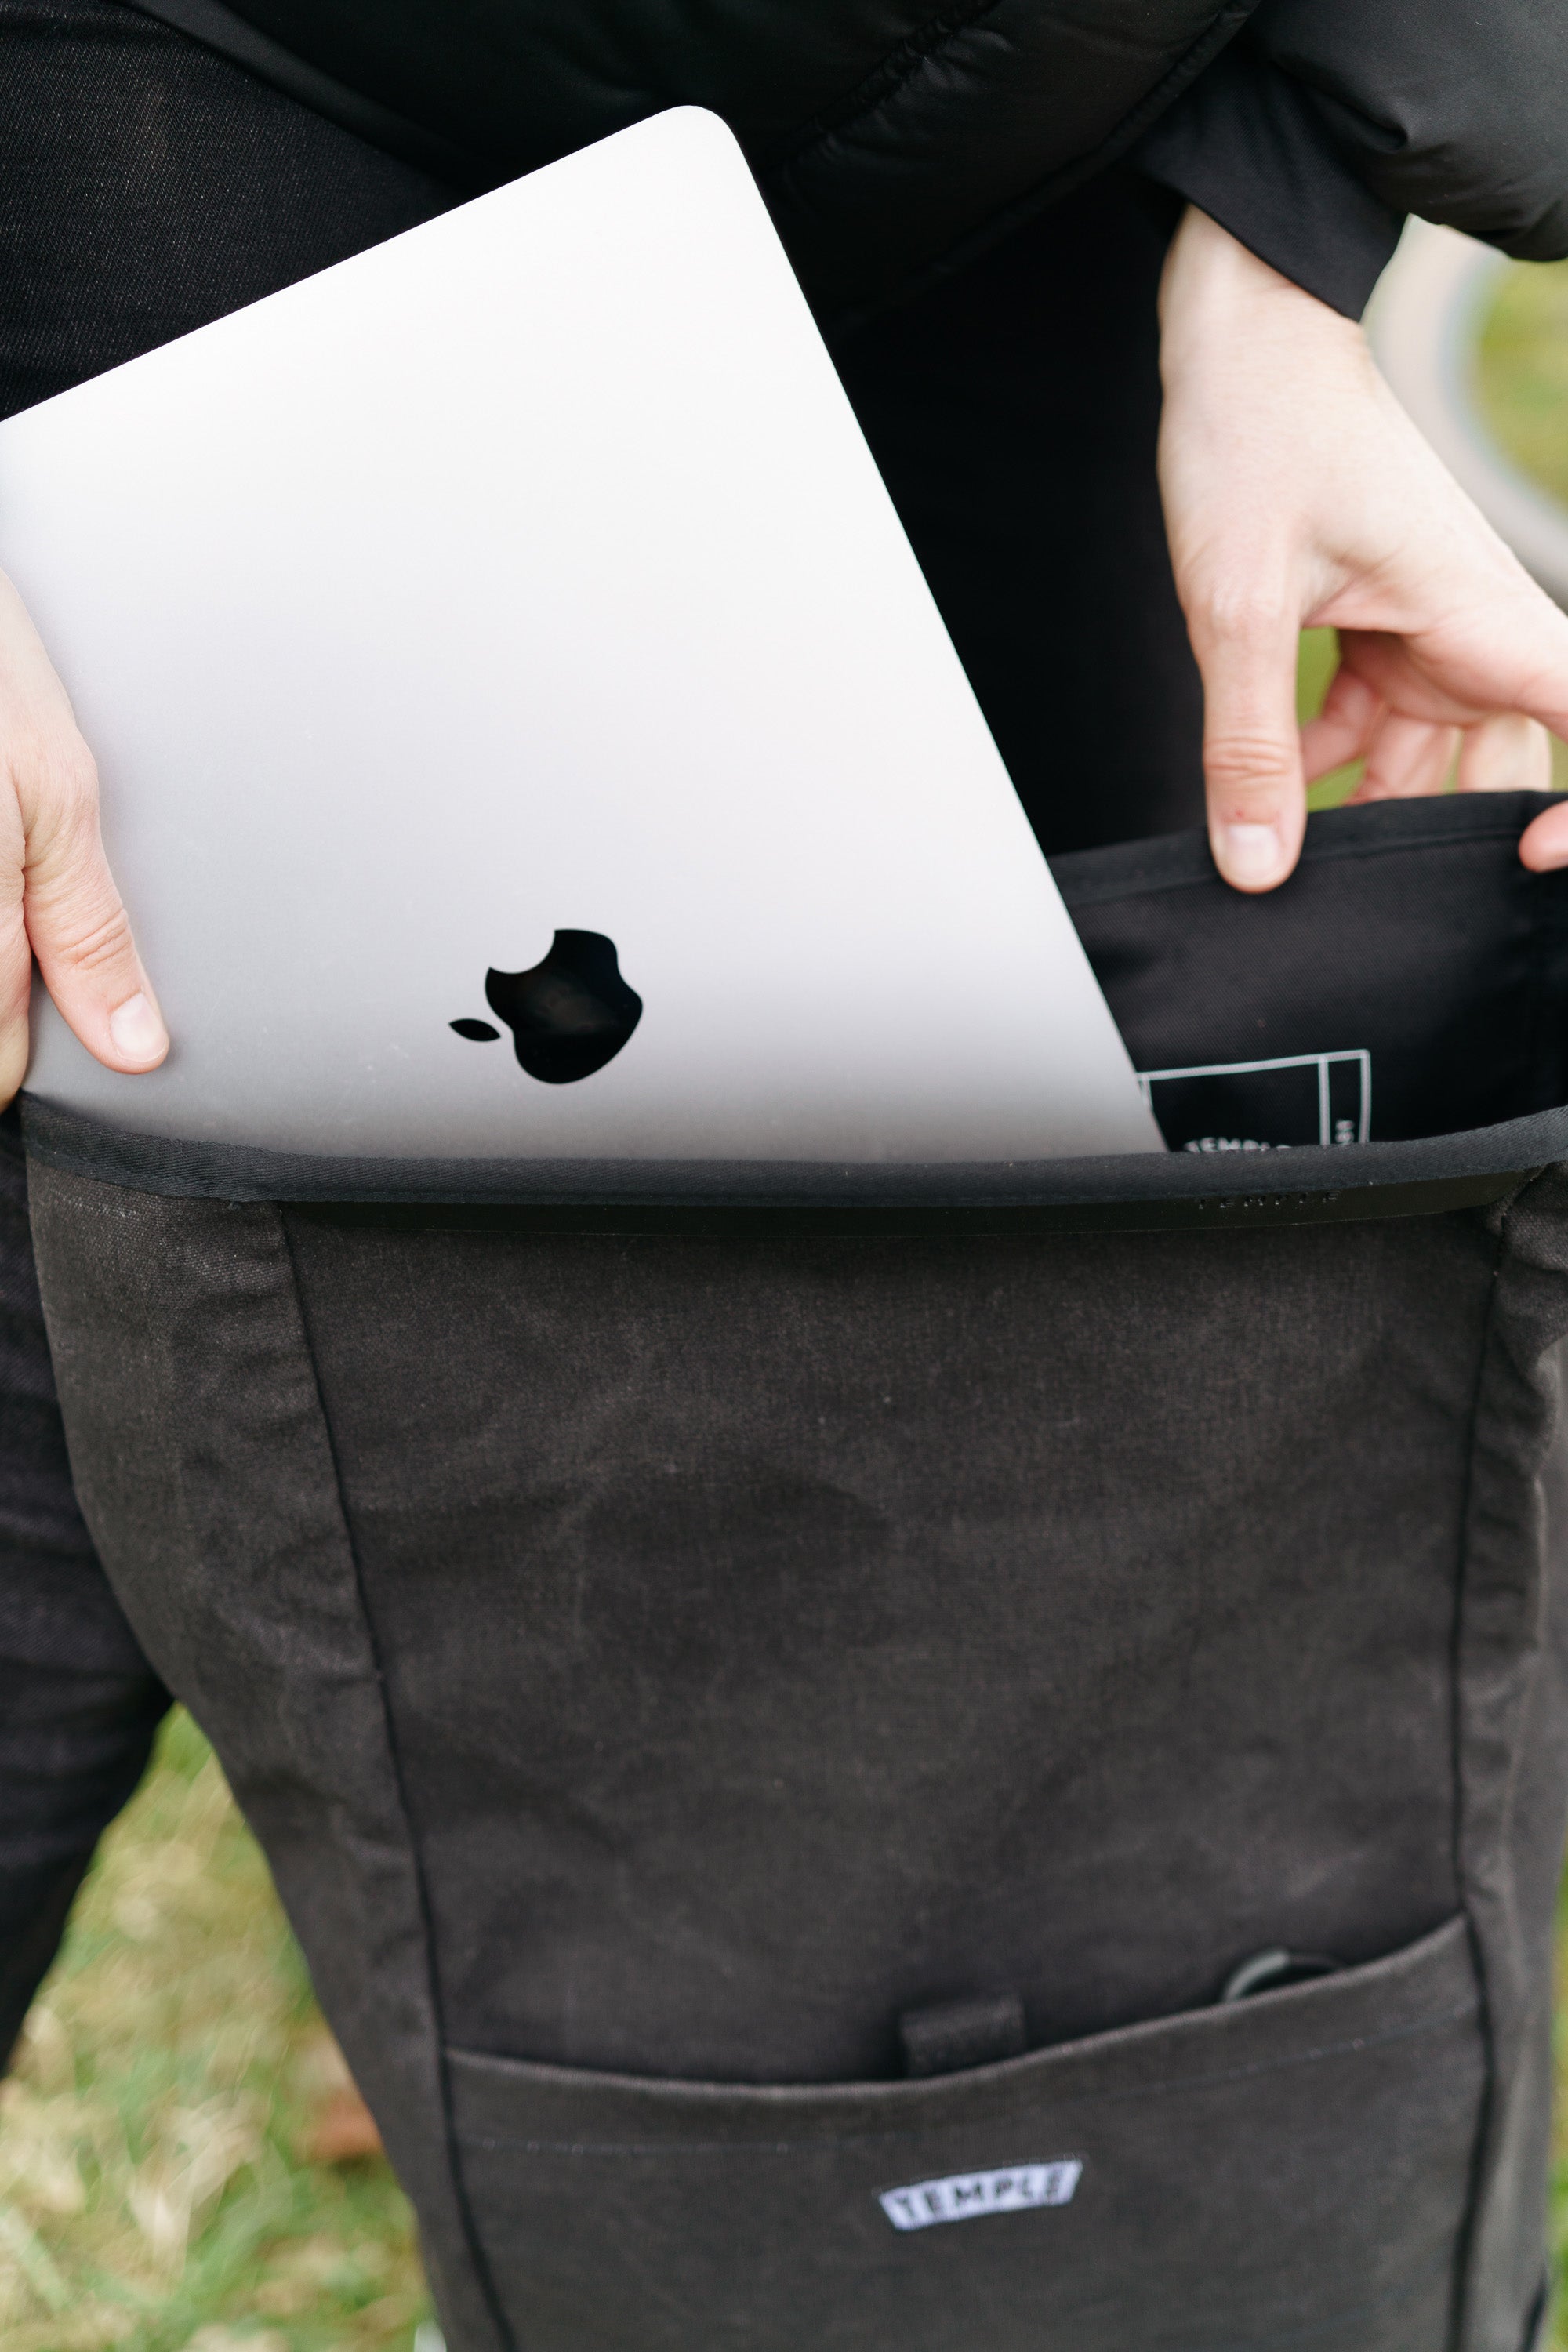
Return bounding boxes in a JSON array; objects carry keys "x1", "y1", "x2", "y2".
[{"x1": 1133, "y1": 42, "x2": 1403, "y2": 319}]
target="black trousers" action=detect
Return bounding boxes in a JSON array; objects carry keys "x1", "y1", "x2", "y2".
[
  {"x1": 0, "y1": 2, "x2": 1203, "y2": 2051},
  {"x1": 0, "y1": 1120, "x2": 167, "y2": 2057}
]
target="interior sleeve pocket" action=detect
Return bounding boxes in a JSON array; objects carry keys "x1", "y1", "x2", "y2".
[{"x1": 446, "y1": 1915, "x2": 1483, "y2": 2352}]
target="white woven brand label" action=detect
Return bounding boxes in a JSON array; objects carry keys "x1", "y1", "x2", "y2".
[{"x1": 878, "y1": 2160, "x2": 1083, "y2": 2233}]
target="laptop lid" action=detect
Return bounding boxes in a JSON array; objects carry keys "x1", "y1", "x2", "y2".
[{"x1": 6, "y1": 107, "x2": 1160, "y2": 1167}]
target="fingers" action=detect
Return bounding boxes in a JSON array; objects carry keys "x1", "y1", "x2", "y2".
[
  {"x1": 1331, "y1": 607, "x2": 1568, "y2": 736},
  {"x1": 1305, "y1": 642, "x2": 1556, "y2": 821},
  {"x1": 1456, "y1": 711, "x2": 1553, "y2": 794},
  {"x1": 0, "y1": 572, "x2": 167, "y2": 1096},
  {"x1": 1192, "y1": 597, "x2": 1308, "y2": 891},
  {"x1": 17, "y1": 739, "x2": 167, "y2": 1077},
  {"x1": 1301, "y1": 665, "x2": 1384, "y2": 782},
  {"x1": 1519, "y1": 799, "x2": 1568, "y2": 871},
  {"x1": 1156, "y1": 205, "x2": 1568, "y2": 894},
  {"x1": 1352, "y1": 713, "x2": 1460, "y2": 802},
  {"x1": 0, "y1": 816, "x2": 32, "y2": 1109}
]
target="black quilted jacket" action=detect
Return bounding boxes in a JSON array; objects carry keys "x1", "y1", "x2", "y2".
[{"x1": 119, "y1": 0, "x2": 1568, "y2": 320}]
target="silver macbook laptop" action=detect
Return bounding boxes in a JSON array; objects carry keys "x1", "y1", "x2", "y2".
[{"x1": 7, "y1": 107, "x2": 1160, "y2": 1167}]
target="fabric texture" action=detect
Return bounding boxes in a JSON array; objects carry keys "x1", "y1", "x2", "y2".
[
  {"x1": 27, "y1": 1153, "x2": 1568, "y2": 2350},
  {"x1": 1240, "y1": 0, "x2": 1568, "y2": 264},
  {"x1": 1133, "y1": 40, "x2": 1404, "y2": 317},
  {"x1": 113, "y1": 0, "x2": 1257, "y2": 321},
  {"x1": 27, "y1": 1176, "x2": 513, "y2": 2351},
  {"x1": 1057, "y1": 791, "x2": 1568, "y2": 1152},
  {"x1": 830, "y1": 169, "x2": 1204, "y2": 858},
  {"x1": 112, "y1": 0, "x2": 1568, "y2": 326},
  {"x1": 0, "y1": 1122, "x2": 168, "y2": 2063},
  {"x1": 0, "y1": 0, "x2": 456, "y2": 419},
  {"x1": 1144, "y1": 0, "x2": 1568, "y2": 314}
]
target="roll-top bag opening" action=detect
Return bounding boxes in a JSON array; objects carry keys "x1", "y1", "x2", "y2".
[
  {"x1": 21, "y1": 793, "x2": 1568, "y2": 1218},
  {"x1": 1053, "y1": 791, "x2": 1568, "y2": 1160}
]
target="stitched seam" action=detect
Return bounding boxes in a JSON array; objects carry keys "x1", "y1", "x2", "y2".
[
  {"x1": 820, "y1": 0, "x2": 1260, "y2": 328},
  {"x1": 277, "y1": 1211, "x2": 517, "y2": 2352},
  {"x1": 451, "y1": 1990, "x2": 1479, "y2": 2152},
  {"x1": 758, "y1": 0, "x2": 1005, "y2": 168},
  {"x1": 766, "y1": 0, "x2": 1240, "y2": 173},
  {"x1": 1441, "y1": 1178, "x2": 1537, "y2": 2352}
]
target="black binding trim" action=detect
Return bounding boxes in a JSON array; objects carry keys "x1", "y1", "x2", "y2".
[
  {"x1": 1051, "y1": 797, "x2": 1539, "y2": 908},
  {"x1": 17, "y1": 1097, "x2": 1551, "y2": 1231}
]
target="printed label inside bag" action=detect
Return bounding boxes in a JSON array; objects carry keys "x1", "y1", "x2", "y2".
[
  {"x1": 878, "y1": 2161, "x2": 1083, "y2": 2233},
  {"x1": 1138, "y1": 1049, "x2": 1370, "y2": 1152}
]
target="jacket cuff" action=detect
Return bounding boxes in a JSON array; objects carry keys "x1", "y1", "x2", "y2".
[{"x1": 1132, "y1": 42, "x2": 1403, "y2": 319}]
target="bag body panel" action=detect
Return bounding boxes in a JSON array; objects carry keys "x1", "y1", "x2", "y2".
[
  {"x1": 1451, "y1": 1180, "x2": 1568, "y2": 2347},
  {"x1": 22, "y1": 1171, "x2": 512, "y2": 2352},
  {"x1": 279, "y1": 1209, "x2": 1487, "y2": 2085},
  {"x1": 27, "y1": 808, "x2": 1568, "y2": 2346},
  {"x1": 31, "y1": 1155, "x2": 1568, "y2": 2349}
]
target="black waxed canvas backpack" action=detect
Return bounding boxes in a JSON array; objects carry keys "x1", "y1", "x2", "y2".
[{"x1": 22, "y1": 789, "x2": 1568, "y2": 2351}]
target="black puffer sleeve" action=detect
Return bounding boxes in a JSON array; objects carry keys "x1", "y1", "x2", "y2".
[{"x1": 1134, "y1": 0, "x2": 1568, "y2": 318}]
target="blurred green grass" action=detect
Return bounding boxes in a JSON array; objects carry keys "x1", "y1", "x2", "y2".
[
  {"x1": 1298, "y1": 624, "x2": 1364, "y2": 808},
  {"x1": 1469, "y1": 253, "x2": 1568, "y2": 797},
  {"x1": 1304, "y1": 249, "x2": 1568, "y2": 801},
  {"x1": 4, "y1": 249, "x2": 1568, "y2": 2348},
  {"x1": 0, "y1": 1712, "x2": 433, "y2": 2349},
  {"x1": 1476, "y1": 257, "x2": 1568, "y2": 511}
]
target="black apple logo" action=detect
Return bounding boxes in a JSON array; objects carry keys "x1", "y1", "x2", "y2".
[{"x1": 450, "y1": 930, "x2": 641, "y2": 1083}]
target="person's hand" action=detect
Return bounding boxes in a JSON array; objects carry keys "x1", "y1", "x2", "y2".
[
  {"x1": 1156, "y1": 205, "x2": 1568, "y2": 892},
  {"x1": 0, "y1": 568, "x2": 167, "y2": 1103}
]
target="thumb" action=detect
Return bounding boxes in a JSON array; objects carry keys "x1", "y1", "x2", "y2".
[
  {"x1": 1191, "y1": 600, "x2": 1308, "y2": 893},
  {"x1": 23, "y1": 760, "x2": 167, "y2": 1072}
]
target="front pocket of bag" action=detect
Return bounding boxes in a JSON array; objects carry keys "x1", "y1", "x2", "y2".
[{"x1": 447, "y1": 1915, "x2": 1481, "y2": 2352}]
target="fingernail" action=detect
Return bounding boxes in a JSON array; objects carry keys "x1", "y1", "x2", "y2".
[
  {"x1": 108, "y1": 992, "x2": 168, "y2": 1063},
  {"x1": 1519, "y1": 808, "x2": 1568, "y2": 872},
  {"x1": 1219, "y1": 822, "x2": 1286, "y2": 887}
]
